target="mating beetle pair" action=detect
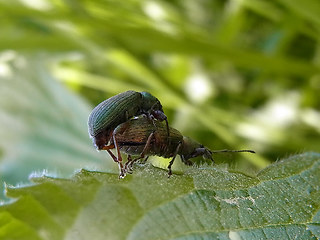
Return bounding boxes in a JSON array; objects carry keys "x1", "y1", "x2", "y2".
[
  {"x1": 88, "y1": 90, "x2": 169, "y2": 176},
  {"x1": 102, "y1": 115, "x2": 254, "y2": 177},
  {"x1": 88, "y1": 90, "x2": 169, "y2": 150},
  {"x1": 88, "y1": 90, "x2": 255, "y2": 178}
]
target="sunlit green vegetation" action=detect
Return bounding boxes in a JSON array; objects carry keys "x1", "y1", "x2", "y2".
[{"x1": 1, "y1": 0, "x2": 320, "y2": 192}]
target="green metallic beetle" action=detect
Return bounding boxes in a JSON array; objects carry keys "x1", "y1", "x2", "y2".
[
  {"x1": 103, "y1": 115, "x2": 255, "y2": 177},
  {"x1": 88, "y1": 90, "x2": 169, "y2": 151}
]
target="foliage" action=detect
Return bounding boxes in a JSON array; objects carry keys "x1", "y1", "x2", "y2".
[
  {"x1": 0, "y1": 60, "x2": 115, "y2": 195},
  {"x1": 1, "y1": 0, "x2": 319, "y2": 172},
  {"x1": 0, "y1": 1, "x2": 320, "y2": 238},
  {"x1": 0, "y1": 152, "x2": 319, "y2": 240}
]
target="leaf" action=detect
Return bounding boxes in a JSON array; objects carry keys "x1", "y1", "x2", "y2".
[
  {"x1": 0, "y1": 56, "x2": 113, "y2": 192},
  {"x1": 0, "y1": 152, "x2": 319, "y2": 240},
  {"x1": 1, "y1": 0, "x2": 319, "y2": 77},
  {"x1": 276, "y1": 0, "x2": 320, "y2": 25}
]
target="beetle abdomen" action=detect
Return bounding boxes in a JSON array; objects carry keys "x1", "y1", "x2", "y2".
[
  {"x1": 113, "y1": 116, "x2": 183, "y2": 157},
  {"x1": 88, "y1": 91, "x2": 142, "y2": 138}
]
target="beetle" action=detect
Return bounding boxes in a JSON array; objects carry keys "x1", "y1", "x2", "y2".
[
  {"x1": 88, "y1": 91, "x2": 169, "y2": 174},
  {"x1": 103, "y1": 115, "x2": 255, "y2": 177}
]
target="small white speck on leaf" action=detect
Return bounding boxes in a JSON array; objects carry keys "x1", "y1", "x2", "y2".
[{"x1": 229, "y1": 230, "x2": 241, "y2": 240}]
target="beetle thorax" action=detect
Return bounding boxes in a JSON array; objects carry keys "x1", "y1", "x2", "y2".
[
  {"x1": 140, "y1": 92, "x2": 163, "y2": 112},
  {"x1": 180, "y1": 136, "x2": 202, "y2": 159}
]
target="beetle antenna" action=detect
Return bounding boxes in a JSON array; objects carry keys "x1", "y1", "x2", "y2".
[{"x1": 211, "y1": 149, "x2": 255, "y2": 154}]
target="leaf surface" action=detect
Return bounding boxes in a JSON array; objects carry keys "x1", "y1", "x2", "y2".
[{"x1": 0, "y1": 152, "x2": 319, "y2": 240}]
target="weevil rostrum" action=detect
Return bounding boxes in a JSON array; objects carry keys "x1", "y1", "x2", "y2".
[{"x1": 103, "y1": 115, "x2": 255, "y2": 178}]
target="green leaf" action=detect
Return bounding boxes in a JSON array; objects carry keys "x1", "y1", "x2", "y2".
[
  {"x1": 0, "y1": 57, "x2": 113, "y2": 190},
  {"x1": 0, "y1": 152, "x2": 319, "y2": 240},
  {"x1": 277, "y1": 0, "x2": 320, "y2": 25}
]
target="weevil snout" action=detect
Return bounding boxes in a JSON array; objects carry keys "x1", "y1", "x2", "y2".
[
  {"x1": 189, "y1": 147, "x2": 214, "y2": 162},
  {"x1": 152, "y1": 110, "x2": 167, "y2": 121}
]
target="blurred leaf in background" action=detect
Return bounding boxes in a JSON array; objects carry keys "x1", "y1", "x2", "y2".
[
  {"x1": 0, "y1": 55, "x2": 115, "y2": 198},
  {"x1": 0, "y1": 0, "x2": 320, "y2": 199}
]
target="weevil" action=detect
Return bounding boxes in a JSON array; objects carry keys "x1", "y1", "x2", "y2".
[
  {"x1": 103, "y1": 115, "x2": 255, "y2": 177},
  {"x1": 88, "y1": 91, "x2": 169, "y2": 174}
]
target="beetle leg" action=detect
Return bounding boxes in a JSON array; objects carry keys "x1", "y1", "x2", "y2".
[
  {"x1": 101, "y1": 144, "x2": 125, "y2": 177},
  {"x1": 141, "y1": 156, "x2": 149, "y2": 164},
  {"x1": 111, "y1": 132, "x2": 126, "y2": 178},
  {"x1": 128, "y1": 156, "x2": 149, "y2": 171},
  {"x1": 128, "y1": 132, "x2": 154, "y2": 170},
  {"x1": 167, "y1": 142, "x2": 182, "y2": 177},
  {"x1": 106, "y1": 149, "x2": 117, "y2": 162},
  {"x1": 150, "y1": 103, "x2": 169, "y2": 137},
  {"x1": 125, "y1": 155, "x2": 134, "y2": 174},
  {"x1": 181, "y1": 155, "x2": 193, "y2": 166},
  {"x1": 148, "y1": 114, "x2": 157, "y2": 128},
  {"x1": 101, "y1": 144, "x2": 120, "y2": 164},
  {"x1": 102, "y1": 143, "x2": 125, "y2": 177},
  {"x1": 101, "y1": 144, "x2": 121, "y2": 164}
]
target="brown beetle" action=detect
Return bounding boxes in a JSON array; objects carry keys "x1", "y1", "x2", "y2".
[{"x1": 103, "y1": 115, "x2": 255, "y2": 177}]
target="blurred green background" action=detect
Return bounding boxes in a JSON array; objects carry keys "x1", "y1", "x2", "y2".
[{"x1": 1, "y1": 0, "x2": 320, "y2": 199}]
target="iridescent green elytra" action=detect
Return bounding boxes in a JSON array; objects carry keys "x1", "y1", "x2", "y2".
[{"x1": 88, "y1": 90, "x2": 168, "y2": 150}]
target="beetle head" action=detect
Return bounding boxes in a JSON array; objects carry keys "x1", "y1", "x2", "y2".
[
  {"x1": 91, "y1": 131, "x2": 110, "y2": 150},
  {"x1": 180, "y1": 137, "x2": 213, "y2": 165}
]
